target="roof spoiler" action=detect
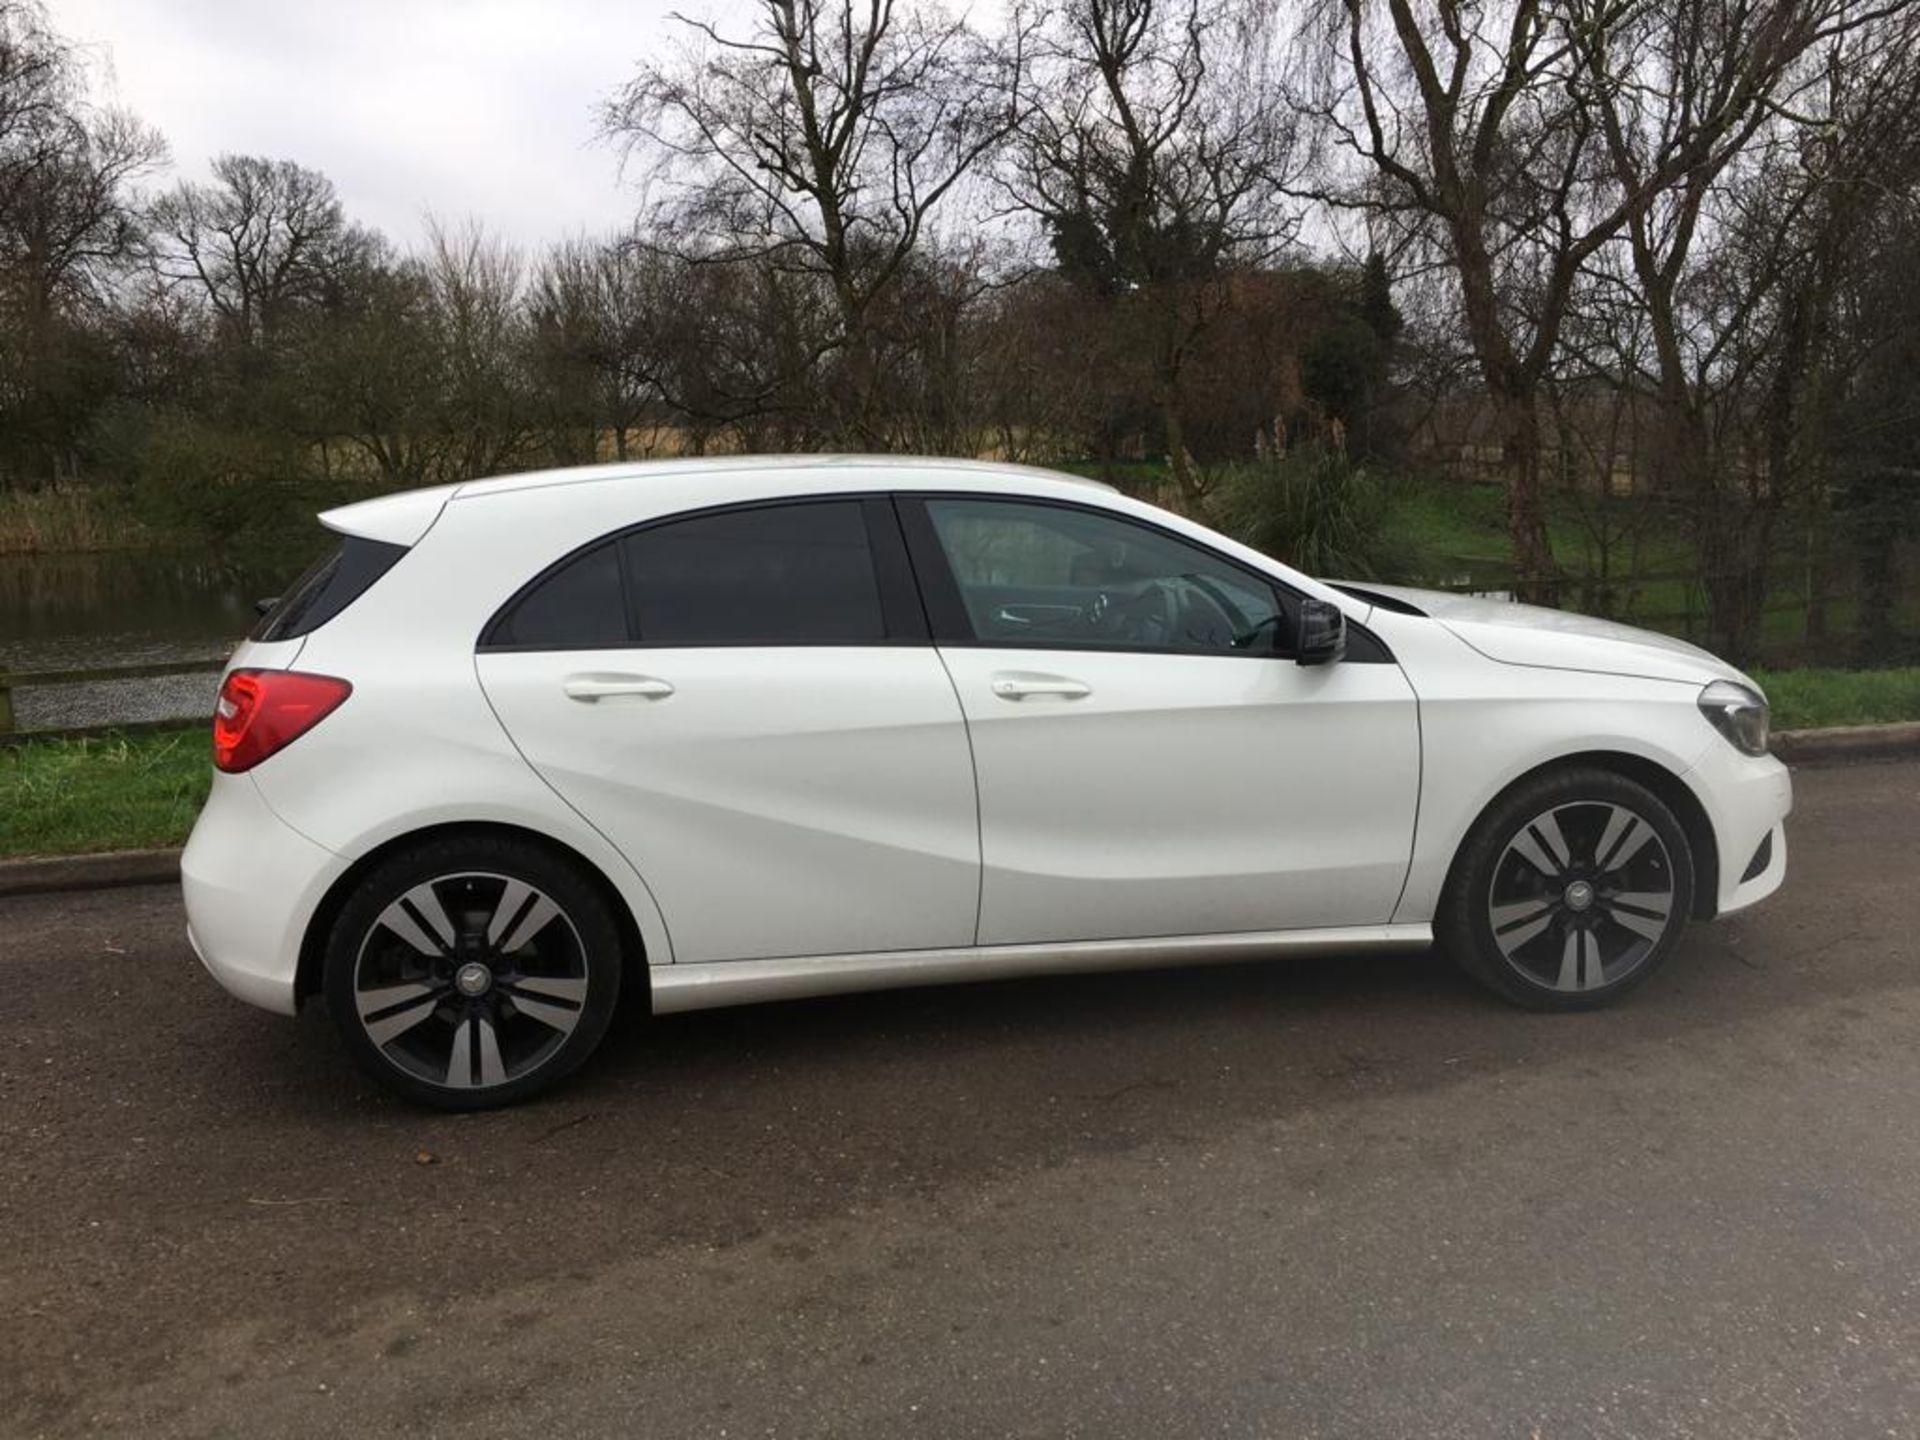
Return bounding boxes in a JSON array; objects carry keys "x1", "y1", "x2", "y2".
[{"x1": 316, "y1": 484, "x2": 457, "y2": 547}]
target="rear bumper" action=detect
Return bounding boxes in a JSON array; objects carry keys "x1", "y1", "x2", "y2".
[
  {"x1": 1687, "y1": 743, "x2": 1793, "y2": 917},
  {"x1": 181, "y1": 773, "x2": 343, "y2": 1017}
]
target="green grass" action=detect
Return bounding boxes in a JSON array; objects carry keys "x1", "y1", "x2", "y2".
[
  {"x1": 0, "y1": 728, "x2": 210, "y2": 858},
  {"x1": 1751, "y1": 668, "x2": 1920, "y2": 731},
  {"x1": 1382, "y1": 478, "x2": 1512, "y2": 563}
]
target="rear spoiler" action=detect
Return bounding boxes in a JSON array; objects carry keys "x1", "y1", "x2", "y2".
[{"x1": 317, "y1": 484, "x2": 457, "y2": 547}]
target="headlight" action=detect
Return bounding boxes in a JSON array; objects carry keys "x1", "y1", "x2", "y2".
[{"x1": 1698, "y1": 680, "x2": 1770, "y2": 756}]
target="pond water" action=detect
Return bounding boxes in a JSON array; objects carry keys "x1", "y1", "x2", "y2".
[
  {"x1": 0, "y1": 549, "x2": 316, "y2": 731},
  {"x1": 0, "y1": 550, "x2": 301, "y2": 673}
]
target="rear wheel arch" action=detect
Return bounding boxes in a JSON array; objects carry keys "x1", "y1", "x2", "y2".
[
  {"x1": 1446, "y1": 751, "x2": 1720, "y2": 923},
  {"x1": 296, "y1": 821, "x2": 650, "y2": 1009}
]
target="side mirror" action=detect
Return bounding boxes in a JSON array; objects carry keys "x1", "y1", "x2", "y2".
[
  {"x1": 253, "y1": 596, "x2": 280, "y2": 617},
  {"x1": 1296, "y1": 598, "x2": 1346, "y2": 666}
]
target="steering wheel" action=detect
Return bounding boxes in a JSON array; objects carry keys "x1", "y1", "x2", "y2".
[
  {"x1": 1093, "y1": 580, "x2": 1180, "y2": 646},
  {"x1": 1168, "y1": 581, "x2": 1241, "y2": 650}
]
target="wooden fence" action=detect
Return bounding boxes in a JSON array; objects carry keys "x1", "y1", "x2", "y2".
[{"x1": 0, "y1": 658, "x2": 225, "y2": 744}]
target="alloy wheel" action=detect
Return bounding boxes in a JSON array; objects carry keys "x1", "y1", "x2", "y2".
[
  {"x1": 351, "y1": 871, "x2": 590, "y2": 1090},
  {"x1": 1486, "y1": 801, "x2": 1678, "y2": 994}
]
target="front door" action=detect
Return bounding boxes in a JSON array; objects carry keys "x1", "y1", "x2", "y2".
[{"x1": 900, "y1": 494, "x2": 1420, "y2": 947}]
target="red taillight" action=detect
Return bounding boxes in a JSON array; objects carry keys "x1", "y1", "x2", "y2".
[{"x1": 213, "y1": 669, "x2": 353, "y2": 773}]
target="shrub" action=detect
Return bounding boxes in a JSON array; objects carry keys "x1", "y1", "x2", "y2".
[
  {"x1": 1212, "y1": 447, "x2": 1424, "y2": 581},
  {"x1": 89, "y1": 405, "x2": 330, "y2": 562}
]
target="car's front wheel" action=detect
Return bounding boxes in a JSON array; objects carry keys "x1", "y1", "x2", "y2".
[
  {"x1": 323, "y1": 835, "x2": 623, "y2": 1109},
  {"x1": 1440, "y1": 768, "x2": 1695, "y2": 1010}
]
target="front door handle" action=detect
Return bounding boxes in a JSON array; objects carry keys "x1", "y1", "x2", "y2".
[
  {"x1": 563, "y1": 673, "x2": 675, "y2": 703},
  {"x1": 990, "y1": 672, "x2": 1092, "y2": 701}
]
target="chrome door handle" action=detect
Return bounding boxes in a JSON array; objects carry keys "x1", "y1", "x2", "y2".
[
  {"x1": 990, "y1": 673, "x2": 1092, "y2": 701},
  {"x1": 563, "y1": 674, "x2": 675, "y2": 702}
]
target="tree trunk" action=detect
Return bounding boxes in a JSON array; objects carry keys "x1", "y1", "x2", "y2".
[
  {"x1": 1690, "y1": 480, "x2": 1774, "y2": 667},
  {"x1": 1161, "y1": 395, "x2": 1206, "y2": 519},
  {"x1": 1803, "y1": 485, "x2": 1830, "y2": 647},
  {"x1": 1495, "y1": 387, "x2": 1558, "y2": 604}
]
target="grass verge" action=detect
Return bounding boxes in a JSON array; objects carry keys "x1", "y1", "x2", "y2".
[
  {"x1": 1751, "y1": 668, "x2": 1920, "y2": 732},
  {"x1": 0, "y1": 728, "x2": 209, "y2": 859}
]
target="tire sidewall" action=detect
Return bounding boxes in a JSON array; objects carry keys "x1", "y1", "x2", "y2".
[
  {"x1": 323, "y1": 836, "x2": 624, "y2": 1109},
  {"x1": 1443, "y1": 769, "x2": 1695, "y2": 1010}
]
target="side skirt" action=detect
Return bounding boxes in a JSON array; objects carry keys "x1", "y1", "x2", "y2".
[{"x1": 648, "y1": 924, "x2": 1434, "y2": 1015}]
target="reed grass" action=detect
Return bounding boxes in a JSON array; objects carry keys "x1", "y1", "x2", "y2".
[{"x1": 0, "y1": 487, "x2": 149, "y2": 555}]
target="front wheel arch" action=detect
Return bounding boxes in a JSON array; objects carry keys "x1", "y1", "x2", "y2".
[
  {"x1": 1443, "y1": 751, "x2": 1720, "y2": 923},
  {"x1": 296, "y1": 822, "x2": 649, "y2": 1010}
]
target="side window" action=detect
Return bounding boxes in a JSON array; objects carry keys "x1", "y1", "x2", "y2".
[
  {"x1": 253, "y1": 535, "x2": 408, "y2": 642},
  {"x1": 922, "y1": 498, "x2": 1293, "y2": 655},
  {"x1": 621, "y1": 500, "x2": 887, "y2": 645},
  {"x1": 487, "y1": 541, "x2": 627, "y2": 649}
]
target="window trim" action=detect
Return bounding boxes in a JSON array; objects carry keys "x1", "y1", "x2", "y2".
[
  {"x1": 477, "y1": 493, "x2": 929, "y2": 653},
  {"x1": 895, "y1": 492, "x2": 1395, "y2": 664}
]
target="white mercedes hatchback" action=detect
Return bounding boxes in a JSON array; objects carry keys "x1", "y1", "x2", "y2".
[{"x1": 183, "y1": 457, "x2": 1791, "y2": 1108}]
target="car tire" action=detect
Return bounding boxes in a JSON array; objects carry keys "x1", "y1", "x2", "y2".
[
  {"x1": 1439, "y1": 767, "x2": 1695, "y2": 1011},
  {"x1": 322, "y1": 834, "x2": 624, "y2": 1109}
]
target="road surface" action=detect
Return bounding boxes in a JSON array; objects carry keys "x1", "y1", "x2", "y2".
[{"x1": 4, "y1": 760, "x2": 1918, "y2": 1438}]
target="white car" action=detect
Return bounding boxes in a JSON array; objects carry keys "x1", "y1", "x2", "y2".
[{"x1": 183, "y1": 457, "x2": 1791, "y2": 1108}]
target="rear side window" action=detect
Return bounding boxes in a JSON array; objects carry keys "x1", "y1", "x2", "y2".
[
  {"x1": 623, "y1": 501, "x2": 884, "y2": 645},
  {"x1": 253, "y1": 536, "x2": 407, "y2": 642},
  {"x1": 486, "y1": 541, "x2": 626, "y2": 649},
  {"x1": 482, "y1": 499, "x2": 898, "y2": 650}
]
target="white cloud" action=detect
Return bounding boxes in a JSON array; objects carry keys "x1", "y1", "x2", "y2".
[{"x1": 50, "y1": 0, "x2": 712, "y2": 252}]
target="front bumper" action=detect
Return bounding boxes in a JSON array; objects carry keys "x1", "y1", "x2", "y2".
[
  {"x1": 181, "y1": 772, "x2": 344, "y2": 1016},
  {"x1": 1686, "y1": 742, "x2": 1793, "y2": 916}
]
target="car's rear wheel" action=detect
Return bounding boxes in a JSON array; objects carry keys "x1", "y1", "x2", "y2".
[
  {"x1": 1440, "y1": 768, "x2": 1694, "y2": 1010},
  {"x1": 323, "y1": 835, "x2": 622, "y2": 1109}
]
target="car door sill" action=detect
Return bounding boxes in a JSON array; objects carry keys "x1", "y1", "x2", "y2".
[{"x1": 648, "y1": 924, "x2": 1434, "y2": 1014}]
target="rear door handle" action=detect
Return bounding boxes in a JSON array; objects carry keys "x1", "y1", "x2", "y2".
[
  {"x1": 990, "y1": 672, "x2": 1092, "y2": 701},
  {"x1": 563, "y1": 673, "x2": 675, "y2": 703}
]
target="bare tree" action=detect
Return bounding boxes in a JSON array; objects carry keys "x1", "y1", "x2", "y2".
[
  {"x1": 1567, "y1": 2, "x2": 1920, "y2": 658},
  {"x1": 0, "y1": 2, "x2": 163, "y2": 484},
  {"x1": 1297, "y1": 0, "x2": 1887, "y2": 601},
  {"x1": 603, "y1": 0, "x2": 1025, "y2": 446},
  {"x1": 301, "y1": 220, "x2": 541, "y2": 489},
  {"x1": 150, "y1": 154, "x2": 373, "y2": 353},
  {"x1": 1004, "y1": 0, "x2": 1300, "y2": 513},
  {"x1": 529, "y1": 236, "x2": 676, "y2": 463}
]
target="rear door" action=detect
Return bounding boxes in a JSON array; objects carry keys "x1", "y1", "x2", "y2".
[
  {"x1": 476, "y1": 497, "x2": 980, "y2": 964},
  {"x1": 900, "y1": 493, "x2": 1420, "y2": 947}
]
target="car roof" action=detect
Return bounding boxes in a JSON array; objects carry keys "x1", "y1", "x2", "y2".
[
  {"x1": 317, "y1": 453, "x2": 1359, "y2": 618},
  {"x1": 456, "y1": 454, "x2": 1116, "y2": 501},
  {"x1": 319, "y1": 456, "x2": 1116, "y2": 546}
]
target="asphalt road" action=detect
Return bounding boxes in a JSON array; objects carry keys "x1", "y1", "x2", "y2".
[{"x1": 4, "y1": 761, "x2": 1918, "y2": 1439}]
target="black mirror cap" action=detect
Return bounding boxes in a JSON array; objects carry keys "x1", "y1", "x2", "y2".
[
  {"x1": 253, "y1": 596, "x2": 280, "y2": 617},
  {"x1": 1296, "y1": 598, "x2": 1347, "y2": 666}
]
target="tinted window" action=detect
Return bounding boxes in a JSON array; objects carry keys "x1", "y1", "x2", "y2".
[
  {"x1": 622, "y1": 501, "x2": 885, "y2": 645},
  {"x1": 490, "y1": 541, "x2": 627, "y2": 648},
  {"x1": 253, "y1": 536, "x2": 407, "y2": 642},
  {"x1": 924, "y1": 498, "x2": 1292, "y2": 655}
]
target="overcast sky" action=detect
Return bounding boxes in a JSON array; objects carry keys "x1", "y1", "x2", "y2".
[{"x1": 52, "y1": 0, "x2": 697, "y2": 251}]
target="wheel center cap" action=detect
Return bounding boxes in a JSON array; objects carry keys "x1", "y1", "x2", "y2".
[
  {"x1": 1564, "y1": 880, "x2": 1596, "y2": 912},
  {"x1": 454, "y1": 961, "x2": 494, "y2": 997}
]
